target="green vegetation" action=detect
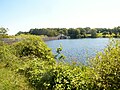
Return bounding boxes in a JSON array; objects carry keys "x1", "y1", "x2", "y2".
[
  {"x1": 16, "y1": 26, "x2": 120, "y2": 39},
  {"x1": 89, "y1": 40, "x2": 120, "y2": 89},
  {"x1": 0, "y1": 35, "x2": 120, "y2": 90},
  {"x1": 0, "y1": 27, "x2": 9, "y2": 39},
  {"x1": 0, "y1": 27, "x2": 8, "y2": 34},
  {"x1": 0, "y1": 35, "x2": 55, "y2": 90}
]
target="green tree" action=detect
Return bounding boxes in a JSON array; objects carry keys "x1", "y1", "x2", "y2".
[
  {"x1": 68, "y1": 28, "x2": 80, "y2": 39},
  {"x1": 91, "y1": 29, "x2": 97, "y2": 38},
  {"x1": 113, "y1": 27, "x2": 118, "y2": 37},
  {"x1": 116, "y1": 26, "x2": 120, "y2": 35},
  {"x1": 80, "y1": 28, "x2": 86, "y2": 38},
  {"x1": 0, "y1": 27, "x2": 8, "y2": 34}
]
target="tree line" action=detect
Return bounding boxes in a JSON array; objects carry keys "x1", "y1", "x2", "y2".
[{"x1": 16, "y1": 26, "x2": 120, "y2": 39}]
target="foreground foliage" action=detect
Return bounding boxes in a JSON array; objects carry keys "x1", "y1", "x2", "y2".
[
  {"x1": 0, "y1": 35, "x2": 120, "y2": 90},
  {"x1": 90, "y1": 40, "x2": 120, "y2": 89}
]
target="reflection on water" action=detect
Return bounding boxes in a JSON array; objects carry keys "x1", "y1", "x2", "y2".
[{"x1": 46, "y1": 38, "x2": 110, "y2": 64}]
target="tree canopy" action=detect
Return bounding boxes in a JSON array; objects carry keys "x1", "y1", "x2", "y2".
[{"x1": 0, "y1": 27, "x2": 8, "y2": 34}]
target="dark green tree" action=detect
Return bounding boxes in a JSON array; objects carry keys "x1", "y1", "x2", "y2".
[
  {"x1": 0, "y1": 27, "x2": 8, "y2": 34},
  {"x1": 91, "y1": 29, "x2": 97, "y2": 38},
  {"x1": 113, "y1": 27, "x2": 118, "y2": 37}
]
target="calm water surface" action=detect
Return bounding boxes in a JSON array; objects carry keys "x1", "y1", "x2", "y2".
[{"x1": 46, "y1": 38, "x2": 110, "y2": 63}]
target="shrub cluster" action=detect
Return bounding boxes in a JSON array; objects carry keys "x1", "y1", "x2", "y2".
[
  {"x1": 90, "y1": 40, "x2": 120, "y2": 89},
  {"x1": 0, "y1": 35, "x2": 54, "y2": 90}
]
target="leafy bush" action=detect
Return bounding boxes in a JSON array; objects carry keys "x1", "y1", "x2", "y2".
[
  {"x1": 21, "y1": 60, "x2": 95, "y2": 90},
  {"x1": 0, "y1": 42, "x2": 16, "y2": 67},
  {"x1": 13, "y1": 35, "x2": 54, "y2": 62},
  {"x1": 0, "y1": 42, "x2": 34, "y2": 90},
  {"x1": 0, "y1": 35, "x2": 55, "y2": 90},
  {"x1": 90, "y1": 40, "x2": 120, "y2": 89}
]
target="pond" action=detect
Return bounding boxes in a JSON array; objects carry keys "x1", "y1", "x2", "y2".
[{"x1": 46, "y1": 38, "x2": 110, "y2": 64}]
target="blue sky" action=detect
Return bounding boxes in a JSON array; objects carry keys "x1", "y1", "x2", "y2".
[{"x1": 0, "y1": 0, "x2": 120, "y2": 35}]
